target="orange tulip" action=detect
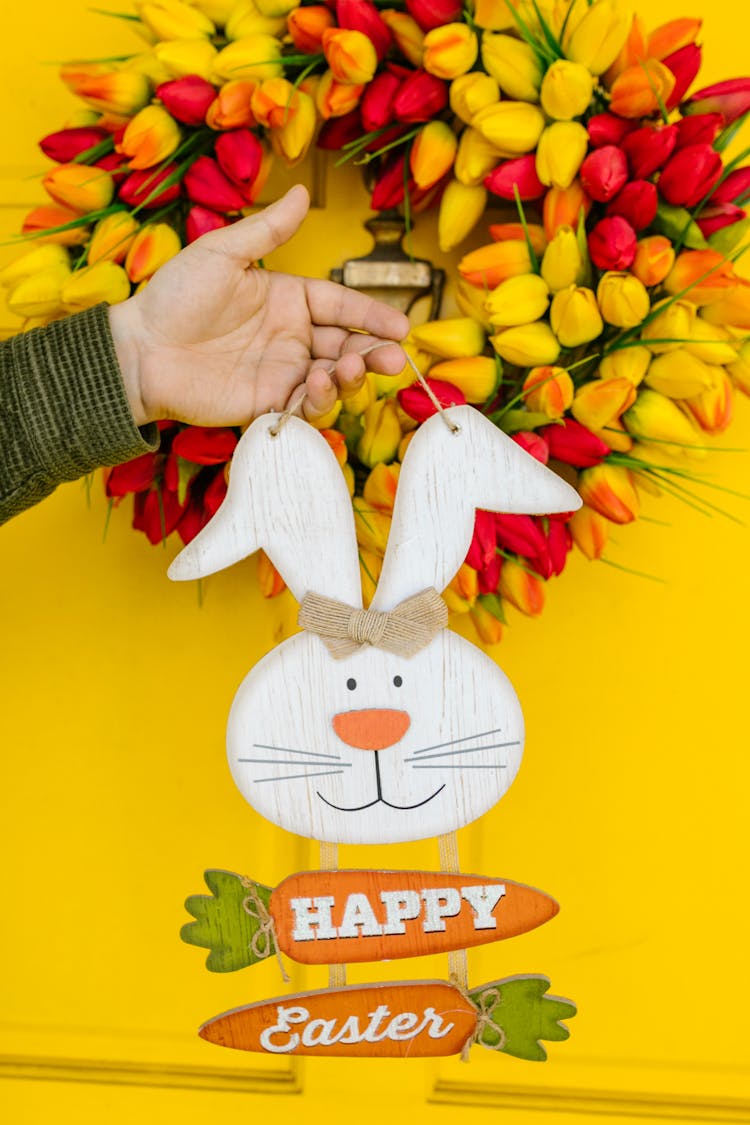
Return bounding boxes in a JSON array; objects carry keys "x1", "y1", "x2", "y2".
[
  {"x1": 320, "y1": 428, "x2": 348, "y2": 468},
  {"x1": 647, "y1": 17, "x2": 702, "y2": 60},
  {"x1": 470, "y1": 598, "x2": 504, "y2": 644},
  {"x1": 363, "y1": 462, "x2": 401, "y2": 513},
  {"x1": 88, "y1": 212, "x2": 140, "y2": 264},
  {"x1": 257, "y1": 549, "x2": 286, "y2": 597},
  {"x1": 379, "y1": 9, "x2": 424, "y2": 67},
  {"x1": 288, "y1": 5, "x2": 335, "y2": 53},
  {"x1": 206, "y1": 80, "x2": 257, "y2": 129},
  {"x1": 322, "y1": 28, "x2": 378, "y2": 85},
  {"x1": 458, "y1": 240, "x2": 534, "y2": 288},
  {"x1": 578, "y1": 463, "x2": 640, "y2": 524},
  {"x1": 699, "y1": 283, "x2": 750, "y2": 329},
  {"x1": 60, "y1": 64, "x2": 151, "y2": 117},
  {"x1": 118, "y1": 105, "x2": 181, "y2": 169},
  {"x1": 569, "y1": 505, "x2": 610, "y2": 560},
  {"x1": 125, "y1": 222, "x2": 182, "y2": 283},
  {"x1": 443, "y1": 562, "x2": 479, "y2": 613},
  {"x1": 631, "y1": 235, "x2": 675, "y2": 287},
  {"x1": 316, "y1": 69, "x2": 364, "y2": 118},
  {"x1": 571, "y1": 376, "x2": 637, "y2": 431},
  {"x1": 608, "y1": 60, "x2": 676, "y2": 119},
  {"x1": 251, "y1": 77, "x2": 299, "y2": 128},
  {"x1": 22, "y1": 204, "x2": 89, "y2": 246},
  {"x1": 522, "y1": 365, "x2": 574, "y2": 419},
  {"x1": 543, "y1": 180, "x2": 591, "y2": 240},
  {"x1": 489, "y1": 222, "x2": 547, "y2": 256},
  {"x1": 499, "y1": 558, "x2": 545, "y2": 616},
  {"x1": 42, "y1": 164, "x2": 115, "y2": 213},
  {"x1": 684, "y1": 365, "x2": 733, "y2": 433},
  {"x1": 663, "y1": 249, "x2": 737, "y2": 306},
  {"x1": 410, "y1": 121, "x2": 458, "y2": 189}
]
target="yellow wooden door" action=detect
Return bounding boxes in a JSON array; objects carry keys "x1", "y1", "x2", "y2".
[{"x1": 2, "y1": 2, "x2": 750, "y2": 1122}]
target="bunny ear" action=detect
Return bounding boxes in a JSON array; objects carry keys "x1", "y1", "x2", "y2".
[
  {"x1": 168, "y1": 414, "x2": 362, "y2": 607},
  {"x1": 370, "y1": 405, "x2": 581, "y2": 612}
]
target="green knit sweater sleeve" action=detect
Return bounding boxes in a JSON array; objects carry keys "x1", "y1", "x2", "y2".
[{"x1": 0, "y1": 303, "x2": 158, "y2": 524}]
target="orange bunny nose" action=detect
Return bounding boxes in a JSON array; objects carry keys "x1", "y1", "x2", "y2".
[{"x1": 332, "y1": 708, "x2": 411, "y2": 751}]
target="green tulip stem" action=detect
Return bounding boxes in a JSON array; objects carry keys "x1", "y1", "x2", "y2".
[{"x1": 512, "y1": 185, "x2": 540, "y2": 273}]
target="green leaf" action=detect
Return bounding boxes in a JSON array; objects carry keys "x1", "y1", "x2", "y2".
[
  {"x1": 496, "y1": 409, "x2": 552, "y2": 433},
  {"x1": 470, "y1": 975, "x2": 577, "y2": 1062},
  {"x1": 174, "y1": 456, "x2": 202, "y2": 505},
  {"x1": 181, "y1": 869, "x2": 273, "y2": 973},
  {"x1": 709, "y1": 217, "x2": 750, "y2": 256},
  {"x1": 653, "y1": 202, "x2": 708, "y2": 250},
  {"x1": 478, "y1": 592, "x2": 506, "y2": 623}
]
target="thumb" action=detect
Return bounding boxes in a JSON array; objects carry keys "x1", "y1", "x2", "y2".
[{"x1": 203, "y1": 184, "x2": 310, "y2": 264}]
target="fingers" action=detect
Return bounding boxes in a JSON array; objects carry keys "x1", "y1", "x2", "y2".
[
  {"x1": 201, "y1": 184, "x2": 310, "y2": 265},
  {"x1": 300, "y1": 349, "x2": 370, "y2": 422},
  {"x1": 310, "y1": 327, "x2": 407, "y2": 376},
  {"x1": 305, "y1": 277, "x2": 411, "y2": 342}
]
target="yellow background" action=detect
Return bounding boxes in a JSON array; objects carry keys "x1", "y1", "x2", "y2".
[{"x1": 1, "y1": 2, "x2": 750, "y2": 1122}]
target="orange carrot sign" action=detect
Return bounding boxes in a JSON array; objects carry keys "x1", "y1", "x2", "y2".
[
  {"x1": 198, "y1": 977, "x2": 576, "y2": 1061},
  {"x1": 182, "y1": 869, "x2": 558, "y2": 971}
]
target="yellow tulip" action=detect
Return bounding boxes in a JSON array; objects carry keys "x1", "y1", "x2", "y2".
[
  {"x1": 352, "y1": 495, "x2": 393, "y2": 554},
  {"x1": 438, "y1": 181, "x2": 486, "y2": 252},
  {"x1": 491, "y1": 322, "x2": 561, "y2": 366},
  {"x1": 136, "y1": 0, "x2": 215, "y2": 39},
  {"x1": 190, "y1": 0, "x2": 235, "y2": 22},
  {"x1": 623, "y1": 388, "x2": 704, "y2": 455},
  {"x1": 119, "y1": 105, "x2": 181, "y2": 169},
  {"x1": 429, "y1": 357, "x2": 500, "y2": 403},
  {"x1": 409, "y1": 317, "x2": 485, "y2": 359},
  {"x1": 443, "y1": 563, "x2": 479, "y2": 613},
  {"x1": 727, "y1": 340, "x2": 750, "y2": 395},
  {"x1": 423, "y1": 22, "x2": 478, "y2": 79},
  {"x1": 315, "y1": 70, "x2": 364, "y2": 119},
  {"x1": 473, "y1": 0, "x2": 519, "y2": 31},
  {"x1": 7, "y1": 263, "x2": 71, "y2": 318},
  {"x1": 154, "y1": 38, "x2": 218, "y2": 80},
  {"x1": 470, "y1": 599, "x2": 504, "y2": 645},
  {"x1": 340, "y1": 371, "x2": 377, "y2": 416},
  {"x1": 481, "y1": 33, "x2": 543, "y2": 102},
  {"x1": 684, "y1": 365, "x2": 733, "y2": 434},
  {"x1": 309, "y1": 399, "x2": 342, "y2": 430},
  {"x1": 454, "y1": 277, "x2": 495, "y2": 331},
  {"x1": 550, "y1": 285, "x2": 604, "y2": 347},
  {"x1": 541, "y1": 225, "x2": 587, "y2": 293},
  {"x1": 359, "y1": 547, "x2": 383, "y2": 609},
  {"x1": 410, "y1": 121, "x2": 458, "y2": 190},
  {"x1": 472, "y1": 101, "x2": 546, "y2": 154},
  {"x1": 0, "y1": 244, "x2": 70, "y2": 288},
  {"x1": 563, "y1": 0, "x2": 634, "y2": 76},
  {"x1": 684, "y1": 320, "x2": 738, "y2": 366},
  {"x1": 640, "y1": 298, "x2": 696, "y2": 353},
  {"x1": 450, "y1": 72, "x2": 500, "y2": 125},
  {"x1": 569, "y1": 504, "x2": 610, "y2": 560},
  {"x1": 88, "y1": 212, "x2": 140, "y2": 265},
  {"x1": 379, "y1": 10, "x2": 424, "y2": 67},
  {"x1": 522, "y1": 365, "x2": 574, "y2": 418},
  {"x1": 540, "y1": 59, "x2": 595, "y2": 119},
  {"x1": 571, "y1": 376, "x2": 637, "y2": 430},
  {"x1": 596, "y1": 271, "x2": 650, "y2": 328},
  {"x1": 598, "y1": 346, "x2": 650, "y2": 385},
  {"x1": 499, "y1": 558, "x2": 545, "y2": 616},
  {"x1": 644, "y1": 350, "x2": 714, "y2": 398},
  {"x1": 60, "y1": 64, "x2": 151, "y2": 117},
  {"x1": 123, "y1": 51, "x2": 172, "y2": 87},
  {"x1": 213, "y1": 35, "x2": 283, "y2": 81},
  {"x1": 455, "y1": 127, "x2": 503, "y2": 186},
  {"x1": 42, "y1": 164, "x2": 115, "y2": 213},
  {"x1": 577, "y1": 463, "x2": 640, "y2": 524},
  {"x1": 61, "y1": 261, "x2": 131, "y2": 312},
  {"x1": 255, "y1": 0, "x2": 299, "y2": 15},
  {"x1": 372, "y1": 339, "x2": 433, "y2": 397},
  {"x1": 357, "y1": 399, "x2": 403, "y2": 468},
  {"x1": 322, "y1": 28, "x2": 378, "y2": 85},
  {"x1": 485, "y1": 274, "x2": 550, "y2": 327},
  {"x1": 536, "y1": 122, "x2": 589, "y2": 189},
  {"x1": 226, "y1": 2, "x2": 286, "y2": 38},
  {"x1": 699, "y1": 285, "x2": 750, "y2": 330},
  {"x1": 270, "y1": 90, "x2": 316, "y2": 165}
]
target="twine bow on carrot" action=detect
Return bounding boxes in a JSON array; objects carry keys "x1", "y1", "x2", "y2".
[{"x1": 298, "y1": 588, "x2": 448, "y2": 659}]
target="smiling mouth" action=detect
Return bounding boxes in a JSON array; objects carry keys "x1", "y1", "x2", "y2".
[{"x1": 317, "y1": 784, "x2": 445, "y2": 813}]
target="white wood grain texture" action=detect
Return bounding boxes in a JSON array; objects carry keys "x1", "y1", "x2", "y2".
[
  {"x1": 371, "y1": 405, "x2": 582, "y2": 612},
  {"x1": 168, "y1": 414, "x2": 362, "y2": 607}
]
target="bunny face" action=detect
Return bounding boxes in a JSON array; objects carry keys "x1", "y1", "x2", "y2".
[{"x1": 227, "y1": 630, "x2": 524, "y2": 844}]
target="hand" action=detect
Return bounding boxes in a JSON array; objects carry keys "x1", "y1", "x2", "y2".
[{"x1": 108, "y1": 184, "x2": 410, "y2": 427}]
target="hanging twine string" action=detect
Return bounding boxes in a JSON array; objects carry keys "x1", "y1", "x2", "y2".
[
  {"x1": 240, "y1": 876, "x2": 290, "y2": 983},
  {"x1": 438, "y1": 829, "x2": 471, "y2": 1059},
  {"x1": 299, "y1": 587, "x2": 447, "y2": 659},
  {"x1": 268, "y1": 338, "x2": 460, "y2": 437},
  {"x1": 319, "y1": 841, "x2": 347, "y2": 990}
]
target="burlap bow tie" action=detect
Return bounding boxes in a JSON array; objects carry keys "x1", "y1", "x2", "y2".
[{"x1": 298, "y1": 588, "x2": 448, "y2": 660}]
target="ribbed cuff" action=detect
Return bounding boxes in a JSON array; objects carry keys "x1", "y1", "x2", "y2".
[{"x1": 9, "y1": 303, "x2": 158, "y2": 482}]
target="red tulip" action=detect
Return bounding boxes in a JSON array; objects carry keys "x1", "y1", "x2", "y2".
[
  {"x1": 105, "y1": 452, "x2": 159, "y2": 496},
  {"x1": 494, "y1": 513, "x2": 548, "y2": 560},
  {"x1": 203, "y1": 467, "x2": 228, "y2": 516},
  {"x1": 675, "y1": 112, "x2": 723, "y2": 149},
  {"x1": 184, "y1": 155, "x2": 248, "y2": 211},
  {"x1": 215, "y1": 129, "x2": 263, "y2": 188},
  {"x1": 658, "y1": 143, "x2": 723, "y2": 208},
  {"x1": 133, "y1": 484, "x2": 186, "y2": 545},
  {"x1": 695, "y1": 202, "x2": 746, "y2": 238},
  {"x1": 156, "y1": 76, "x2": 216, "y2": 126},
  {"x1": 684, "y1": 77, "x2": 750, "y2": 125},
  {"x1": 365, "y1": 121, "x2": 410, "y2": 153},
  {"x1": 371, "y1": 153, "x2": 410, "y2": 209},
  {"x1": 316, "y1": 110, "x2": 363, "y2": 150},
  {"x1": 542, "y1": 517, "x2": 571, "y2": 577},
  {"x1": 185, "y1": 205, "x2": 231, "y2": 242},
  {"x1": 406, "y1": 0, "x2": 462, "y2": 31},
  {"x1": 621, "y1": 123, "x2": 678, "y2": 179},
  {"x1": 712, "y1": 166, "x2": 750, "y2": 205},
  {"x1": 579, "y1": 145, "x2": 629, "y2": 202},
  {"x1": 96, "y1": 152, "x2": 130, "y2": 184},
  {"x1": 511, "y1": 430, "x2": 549, "y2": 464},
  {"x1": 40, "y1": 126, "x2": 108, "y2": 163},
  {"x1": 605, "y1": 179, "x2": 658, "y2": 231},
  {"x1": 587, "y1": 113, "x2": 636, "y2": 148},
  {"x1": 477, "y1": 553, "x2": 502, "y2": 595},
  {"x1": 588, "y1": 216, "x2": 637, "y2": 270},
  {"x1": 176, "y1": 495, "x2": 209, "y2": 544},
  {"x1": 663, "y1": 43, "x2": 702, "y2": 108},
  {"x1": 171, "y1": 425, "x2": 238, "y2": 465},
  {"x1": 397, "y1": 377, "x2": 466, "y2": 422},
  {"x1": 392, "y1": 70, "x2": 448, "y2": 123},
  {"x1": 337, "y1": 0, "x2": 392, "y2": 61},
  {"x1": 540, "y1": 418, "x2": 610, "y2": 467},
  {"x1": 118, "y1": 164, "x2": 182, "y2": 208},
  {"x1": 466, "y1": 509, "x2": 497, "y2": 571},
  {"x1": 361, "y1": 69, "x2": 401, "y2": 130},
  {"x1": 485, "y1": 154, "x2": 546, "y2": 200}
]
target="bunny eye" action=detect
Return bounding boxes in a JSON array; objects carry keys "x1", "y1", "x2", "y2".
[
  {"x1": 346, "y1": 678, "x2": 357, "y2": 691},
  {"x1": 393, "y1": 675, "x2": 403, "y2": 687}
]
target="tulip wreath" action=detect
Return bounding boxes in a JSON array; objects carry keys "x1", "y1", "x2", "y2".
[{"x1": 4, "y1": 0, "x2": 750, "y2": 644}]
